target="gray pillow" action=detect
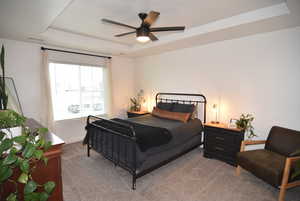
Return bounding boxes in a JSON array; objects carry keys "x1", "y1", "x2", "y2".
[
  {"x1": 172, "y1": 103, "x2": 195, "y2": 113},
  {"x1": 157, "y1": 102, "x2": 174, "y2": 111}
]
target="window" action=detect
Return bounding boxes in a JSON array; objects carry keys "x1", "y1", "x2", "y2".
[{"x1": 49, "y1": 62, "x2": 107, "y2": 121}]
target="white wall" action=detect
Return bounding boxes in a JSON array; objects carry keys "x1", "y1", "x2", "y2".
[
  {"x1": 111, "y1": 56, "x2": 135, "y2": 117},
  {"x1": 0, "y1": 38, "x2": 135, "y2": 143},
  {"x1": 134, "y1": 27, "x2": 300, "y2": 140}
]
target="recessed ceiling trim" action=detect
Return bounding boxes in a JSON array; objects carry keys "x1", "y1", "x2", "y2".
[
  {"x1": 49, "y1": 26, "x2": 133, "y2": 46},
  {"x1": 40, "y1": 0, "x2": 75, "y2": 34},
  {"x1": 131, "y1": 2, "x2": 290, "y2": 51}
]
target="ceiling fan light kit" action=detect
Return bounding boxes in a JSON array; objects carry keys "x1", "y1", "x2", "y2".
[
  {"x1": 102, "y1": 11, "x2": 185, "y2": 43},
  {"x1": 136, "y1": 26, "x2": 150, "y2": 43}
]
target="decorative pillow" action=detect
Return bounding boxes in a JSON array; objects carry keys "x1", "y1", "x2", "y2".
[
  {"x1": 157, "y1": 102, "x2": 174, "y2": 111},
  {"x1": 152, "y1": 107, "x2": 190, "y2": 123},
  {"x1": 172, "y1": 103, "x2": 195, "y2": 113}
]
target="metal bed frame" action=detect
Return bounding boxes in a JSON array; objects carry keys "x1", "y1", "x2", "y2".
[{"x1": 86, "y1": 93, "x2": 207, "y2": 189}]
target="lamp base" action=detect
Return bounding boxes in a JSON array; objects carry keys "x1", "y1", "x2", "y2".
[{"x1": 211, "y1": 121, "x2": 220, "y2": 124}]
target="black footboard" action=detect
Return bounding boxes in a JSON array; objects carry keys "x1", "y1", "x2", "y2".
[{"x1": 86, "y1": 115, "x2": 138, "y2": 189}]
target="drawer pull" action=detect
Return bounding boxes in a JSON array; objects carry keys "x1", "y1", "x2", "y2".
[
  {"x1": 215, "y1": 147, "x2": 224, "y2": 151},
  {"x1": 215, "y1": 136, "x2": 225, "y2": 141}
]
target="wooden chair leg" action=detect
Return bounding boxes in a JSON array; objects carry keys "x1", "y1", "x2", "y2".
[
  {"x1": 236, "y1": 165, "x2": 241, "y2": 176},
  {"x1": 279, "y1": 186, "x2": 287, "y2": 201},
  {"x1": 279, "y1": 158, "x2": 292, "y2": 201}
]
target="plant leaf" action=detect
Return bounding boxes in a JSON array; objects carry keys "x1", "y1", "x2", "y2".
[
  {"x1": 0, "y1": 138, "x2": 13, "y2": 154},
  {"x1": 33, "y1": 150, "x2": 43, "y2": 160},
  {"x1": 24, "y1": 192, "x2": 40, "y2": 201},
  {"x1": 24, "y1": 180, "x2": 37, "y2": 194},
  {"x1": 13, "y1": 135, "x2": 26, "y2": 144},
  {"x1": 3, "y1": 153, "x2": 17, "y2": 165},
  {"x1": 0, "y1": 131, "x2": 6, "y2": 141},
  {"x1": 44, "y1": 181, "x2": 55, "y2": 194},
  {"x1": 6, "y1": 193, "x2": 17, "y2": 201},
  {"x1": 18, "y1": 172, "x2": 28, "y2": 184},
  {"x1": 22, "y1": 143, "x2": 36, "y2": 158},
  {"x1": 0, "y1": 166, "x2": 13, "y2": 182},
  {"x1": 39, "y1": 192, "x2": 49, "y2": 201},
  {"x1": 42, "y1": 156, "x2": 48, "y2": 165},
  {"x1": 20, "y1": 159, "x2": 30, "y2": 173},
  {"x1": 0, "y1": 45, "x2": 4, "y2": 71},
  {"x1": 43, "y1": 141, "x2": 52, "y2": 151},
  {"x1": 9, "y1": 147, "x2": 18, "y2": 155},
  {"x1": 38, "y1": 128, "x2": 48, "y2": 134}
]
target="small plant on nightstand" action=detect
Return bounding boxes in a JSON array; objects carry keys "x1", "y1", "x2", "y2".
[
  {"x1": 236, "y1": 113, "x2": 257, "y2": 139},
  {"x1": 130, "y1": 97, "x2": 141, "y2": 111},
  {"x1": 130, "y1": 89, "x2": 146, "y2": 112}
]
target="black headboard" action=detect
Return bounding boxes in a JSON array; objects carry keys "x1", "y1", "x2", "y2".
[{"x1": 155, "y1": 93, "x2": 207, "y2": 123}]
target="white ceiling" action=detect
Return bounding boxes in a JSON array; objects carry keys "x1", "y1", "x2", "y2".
[{"x1": 0, "y1": 0, "x2": 299, "y2": 57}]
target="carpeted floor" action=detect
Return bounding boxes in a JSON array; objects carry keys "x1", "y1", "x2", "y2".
[{"x1": 61, "y1": 142, "x2": 300, "y2": 201}]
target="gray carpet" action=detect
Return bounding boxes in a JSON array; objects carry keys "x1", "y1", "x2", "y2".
[{"x1": 62, "y1": 142, "x2": 300, "y2": 201}]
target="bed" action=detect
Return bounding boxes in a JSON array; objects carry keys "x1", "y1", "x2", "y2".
[{"x1": 84, "y1": 93, "x2": 207, "y2": 189}]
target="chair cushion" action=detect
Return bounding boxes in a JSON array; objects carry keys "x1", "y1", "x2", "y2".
[
  {"x1": 265, "y1": 126, "x2": 300, "y2": 157},
  {"x1": 237, "y1": 149, "x2": 286, "y2": 187}
]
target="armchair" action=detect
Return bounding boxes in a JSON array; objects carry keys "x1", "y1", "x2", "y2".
[{"x1": 236, "y1": 126, "x2": 300, "y2": 201}]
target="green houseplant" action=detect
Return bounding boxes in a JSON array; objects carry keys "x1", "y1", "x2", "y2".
[
  {"x1": 236, "y1": 113, "x2": 257, "y2": 139},
  {"x1": 130, "y1": 97, "x2": 141, "y2": 111},
  {"x1": 0, "y1": 45, "x2": 8, "y2": 110},
  {"x1": 130, "y1": 90, "x2": 145, "y2": 112},
  {"x1": 0, "y1": 110, "x2": 55, "y2": 201}
]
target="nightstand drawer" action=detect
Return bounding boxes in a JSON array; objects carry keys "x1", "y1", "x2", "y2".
[
  {"x1": 205, "y1": 143, "x2": 239, "y2": 155},
  {"x1": 205, "y1": 132, "x2": 236, "y2": 145}
]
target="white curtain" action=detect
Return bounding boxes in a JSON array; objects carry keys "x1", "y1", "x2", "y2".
[
  {"x1": 103, "y1": 59, "x2": 113, "y2": 118},
  {"x1": 41, "y1": 51, "x2": 55, "y2": 131},
  {"x1": 41, "y1": 49, "x2": 112, "y2": 131}
]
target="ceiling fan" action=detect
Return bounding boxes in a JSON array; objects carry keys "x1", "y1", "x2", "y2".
[{"x1": 102, "y1": 11, "x2": 185, "y2": 43}]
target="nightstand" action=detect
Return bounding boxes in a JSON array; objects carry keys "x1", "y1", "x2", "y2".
[
  {"x1": 203, "y1": 123, "x2": 245, "y2": 166},
  {"x1": 127, "y1": 110, "x2": 149, "y2": 118}
]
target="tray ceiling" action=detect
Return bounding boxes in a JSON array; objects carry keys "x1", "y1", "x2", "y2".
[{"x1": 0, "y1": 0, "x2": 299, "y2": 57}]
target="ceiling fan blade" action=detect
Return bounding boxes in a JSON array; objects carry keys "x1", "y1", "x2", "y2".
[
  {"x1": 144, "y1": 11, "x2": 160, "y2": 26},
  {"x1": 149, "y1": 33, "x2": 158, "y2": 41},
  {"x1": 115, "y1": 31, "x2": 136, "y2": 37},
  {"x1": 102, "y1": 18, "x2": 137, "y2": 29},
  {"x1": 150, "y1": 26, "x2": 185, "y2": 32}
]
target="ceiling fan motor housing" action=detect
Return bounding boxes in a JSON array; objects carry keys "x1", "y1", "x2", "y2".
[{"x1": 137, "y1": 26, "x2": 150, "y2": 37}]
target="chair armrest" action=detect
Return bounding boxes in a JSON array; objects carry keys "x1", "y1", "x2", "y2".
[
  {"x1": 288, "y1": 155, "x2": 300, "y2": 162},
  {"x1": 240, "y1": 140, "x2": 266, "y2": 152},
  {"x1": 289, "y1": 149, "x2": 300, "y2": 157}
]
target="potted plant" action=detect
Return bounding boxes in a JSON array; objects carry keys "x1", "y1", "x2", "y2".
[
  {"x1": 0, "y1": 45, "x2": 8, "y2": 110},
  {"x1": 0, "y1": 110, "x2": 56, "y2": 201},
  {"x1": 0, "y1": 109, "x2": 25, "y2": 138},
  {"x1": 236, "y1": 113, "x2": 257, "y2": 139},
  {"x1": 130, "y1": 90, "x2": 146, "y2": 112},
  {"x1": 130, "y1": 97, "x2": 141, "y2": 112}
]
